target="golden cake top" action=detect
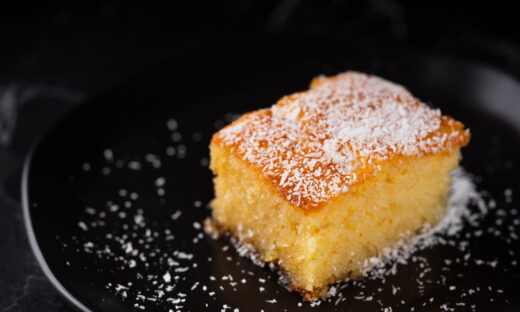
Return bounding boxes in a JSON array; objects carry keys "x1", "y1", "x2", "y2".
[{"x1": 212, "y1": 72, "x2": 470, "y2": 210}]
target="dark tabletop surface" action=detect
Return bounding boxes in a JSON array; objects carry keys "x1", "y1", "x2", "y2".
[{"x1": 1, "y1": 1, "x2": 519, "y2": 311}]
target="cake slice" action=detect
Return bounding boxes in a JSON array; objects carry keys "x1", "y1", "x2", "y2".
[{"x1": 207, "y1": 72, "x2": 470, "y2": 299}]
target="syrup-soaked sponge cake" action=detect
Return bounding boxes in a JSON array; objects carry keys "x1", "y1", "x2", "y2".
[{"x1": 207, "y1": 72, "x2": 470, "y2": 299}]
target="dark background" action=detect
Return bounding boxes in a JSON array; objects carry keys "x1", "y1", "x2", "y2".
[{"x1": 0, "y1": 1, "x2": 519, "y2": 311}]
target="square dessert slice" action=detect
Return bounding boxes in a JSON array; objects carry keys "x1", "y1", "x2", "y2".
[{"x1": 207, "y1": 72, "x2": 470, "y2": 299}]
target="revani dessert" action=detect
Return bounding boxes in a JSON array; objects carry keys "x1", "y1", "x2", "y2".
[{"x1": 206, "y1": 71, "x2": 470, "y2": 299}]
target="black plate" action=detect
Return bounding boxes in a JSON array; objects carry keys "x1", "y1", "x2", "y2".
[{"x1": 22, "y1": 38, "x2": 520, "y2": 311}]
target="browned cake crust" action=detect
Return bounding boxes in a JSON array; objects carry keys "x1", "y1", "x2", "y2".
[{"x1": 212, "y1": 72, "x2": 469, "y2": 210}]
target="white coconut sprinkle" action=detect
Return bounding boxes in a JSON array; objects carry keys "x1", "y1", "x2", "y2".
[
  {"x1": 217, "y1": 72, "x2": 468, "y2": 208},
  {"x1": 163, "y1": 272, "x2": 171, "y2": 283},
  {"x1": 65, "y1": 110, "x2": 516, "y2": 311}
]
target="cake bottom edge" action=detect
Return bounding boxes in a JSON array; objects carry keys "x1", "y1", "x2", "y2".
[{"x1": 203, "y1": 217, "x2": 363, "y2": 301}]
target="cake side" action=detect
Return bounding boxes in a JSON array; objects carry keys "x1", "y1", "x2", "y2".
[
  {"x1": 212, "y1": 71, "x2": 470, "y2": 210},
  {"x1": 209, "y1": 140, "x2": 462, "y2": 299}
]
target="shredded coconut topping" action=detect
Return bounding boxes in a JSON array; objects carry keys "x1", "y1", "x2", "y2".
[{"x1": 214, "y1": 72, "x2": 469, "y2": 209}]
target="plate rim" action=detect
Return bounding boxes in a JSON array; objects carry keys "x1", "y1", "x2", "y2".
[
  {"x1": 21, "y1": 141, "x2": 92, "y2": 312},
  {"x1": 18, "y1": 39, "x2": 520, "y2": 311}
]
